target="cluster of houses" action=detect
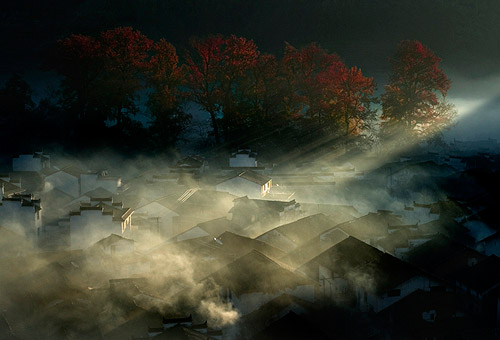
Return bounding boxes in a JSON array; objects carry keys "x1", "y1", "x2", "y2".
[{"x1": 1, "y1": 144, "x2": 500, "y2": 339}]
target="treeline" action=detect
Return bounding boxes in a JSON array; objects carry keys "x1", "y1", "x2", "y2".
[{"x1": 0, "y1": 28, "x2": 455, "y2": 155}]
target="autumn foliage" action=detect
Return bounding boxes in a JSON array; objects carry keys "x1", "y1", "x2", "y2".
[
  {"x1": 41, "y1": 27, "x2": 454, "y2": 151},
  {"x1": 381, "y1": 40, "x2": 456, "y2": 142}
]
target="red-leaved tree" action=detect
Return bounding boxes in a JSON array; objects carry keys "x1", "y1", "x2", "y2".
[
  {"x1": 146, "y1": 39, "x2": 190, "y2": 147},
  {"x1": 281, "y1": 42, "x2": 343, "y2": 125},
  {"x1": 320, "y1": 65, "x2": 377, "y2": 138},
  {"x1": 381, "y1": 40, "x2": 456, "y2": 142},
  {"x1": 186, "y1": 35, "x2": 260, "y2": 144},
  {"x1": 47, "y1": 27, "x2": 153, "y2": 128}
]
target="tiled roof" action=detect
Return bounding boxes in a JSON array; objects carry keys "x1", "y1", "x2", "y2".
[{"x1": 237, "y1": 170, "x2": 271, "y2": 185}]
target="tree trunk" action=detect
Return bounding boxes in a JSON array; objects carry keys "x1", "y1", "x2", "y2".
[{"x1": 209, "y1": 110, "x2": 220, "y2": 144}]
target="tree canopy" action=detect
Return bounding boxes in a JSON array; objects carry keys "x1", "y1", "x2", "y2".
[
  {"x1": 381, "y1": 40, "x2": 456, "y2": 144},
  {"x1": 1, "y1": 29, "x2": 457, "y2": 155}
]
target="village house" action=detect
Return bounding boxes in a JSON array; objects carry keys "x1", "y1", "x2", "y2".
[
  {"x1": 148, "y1": 230, "x2": 287, "y2": 283},
  {"x1": 229, "y1": 149, "x2": 258, "y2": 168},
  {"x1": 80, "y1": 170, "x2": 122, "y2": 194},
  {"x1": 207, "y1": 250, "x2": 317, "y2": 316},
  {"x1": 297, "y1": 237, "x2": 440, "y2": 313},
  {"x1": 92, "y1": 233, "x2": 135, "y2": 256},
  {"x1": 215, "y1": 170, "x2": 271, "y2": 199},
  {"x1": 43, "y1": 166, "x2": 122, "y2": 199},
  {"x1": 256, "y1": 214, "x2": 337, "y2": 253},
  {"x1": 161, "y1": 189, "x2": 238, "y2": 236},
  {"x1": 280, "y1": 227, "x2": 350, "y2": 269},
  {"x1": 0, "y1": 178, "x2": 24, "y2": 198},
  {"x1": 399, "y1": 201, "x2": 440, "y2": 225},
  {"x1": 384, "y1": 160, "x2": 457, "y2": 194},
  {"x1": 169, "y1": 155, "x2": 207, "y2": 174},
  {"x1": 132, "y1": 198, "x2": 179, "y2": 239},
  {"x1": 476, "y1": 232, "x2": 500, "y2": 257},
  {"x1": 42, "y1": 165, "x2": 83, "y2": 198},
  {"x1": 69, "y1": 199, "x2": 133, "y2": 250},
  {"x1": 228, "y1": 196, "x2": 301, "y2": 237},
  {"x1": 12, "y1": 151, "x2": 50, "y2": 172},
  {"x1": 168, "y1": 217, "x2": 239, "y2": 243},
  {"x1": 334, "y1": 210, "x2": 404, "y2": 246},
  {"x1": 0, "y1": 193, "x2": 41, "y2": 239}
]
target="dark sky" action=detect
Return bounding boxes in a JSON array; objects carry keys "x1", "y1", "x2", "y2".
[{"x1": 2, "y1": 0, "x2": 500, "y2": 140}]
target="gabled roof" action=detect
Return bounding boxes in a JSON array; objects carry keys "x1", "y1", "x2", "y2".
[
  {"x1": 70, "y1": 201, "x2": 132, "y2": 221},
  {"x1": 257, "y1": 214, "x2": 336, "y2": 250},
  {"x1": 82, "y1": 187, "x2": 114, "y2": 198},
  {"x1": 172, "y1": 217, "x2": 238, "y2": 241},
  {"x1": 211, "y1": 231, "x2": 287, "y2": 260},
  {"x1": 171, "y1": 155, "x2": 205, "y2": 168},
  {"x1": 61, "y1": 165, "x2": 86, "y2": 178},
  {"x1": 335, "y1": 211, "x2": 403, "y2": 239},
  {"x1": 231, "y1": 196, "x2": 298, "y2": 212},
  {"x1": 480, "y1": 231, "x2": 500, "y2": 243},
  {"x1": 280, "y1": 227, "x2": 349, "y2": 269},
  {"x1": 162, "y1": 314, "x2": 192, "y2": 325},
  {"x1": 298, "y1": 236, "x2": 422, "y2": 295},
  {"x1": 0, "y1": 179, "x2": 25, "y2": 195},
  {"x1": 231, "y1": 149, "x2": 257, "y2": 158},
  {"x1": 219, "y1": 170, "x2": 271, "y2": 186},
  {"x1": 407, "y1": 235, "x2": 487, "y2": 283},
  {"x1": 237, "y1": 170, "x2": 271, "y2": 185},
  {"x1": 208, "y1": 250, "x2": 315, "y2": 296},
  {"x1": 94, "y1": 234, "x2": 134, "y2": 248}
]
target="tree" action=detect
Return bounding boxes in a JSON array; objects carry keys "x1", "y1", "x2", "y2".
[
  {"x1": 146, "y1": 39, "x2": 190, "y2": 148},
  {"x1": 46, "y1": 27, "x2": 153, "y2": 132},
  {"x1": 97, "y1": 27, "x2": 153, "y2": 127},
  {"x1": 186, "y1": 35, "x2": 260, "y2": 145},
  {"x1": 0, "y1": 74, "x2": 35, "y2": 147},
  {"x1": 281, "y1": 42, "x2": 343, "y2": 126},
  {"x1": 185, "y1": 35, "x2": 225, "y2": 144},
  {"x1": 380, "y1": 40, "x2": 456, "y2": 143},
  {"x1": 320, "y1": 65, "x2": 377, "y2": 138}
]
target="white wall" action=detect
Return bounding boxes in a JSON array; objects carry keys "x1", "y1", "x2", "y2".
[
  {"x1": 12, "y1": 155, "x2": 42, "y2": 172},
  {"x1": 229, "y1": 154, "x2": 257, "y2": 167},
  {"x1": 80, "y1": 173, "x2": 98, "y2": 195},
  {"x1": 0, "y1": 199, "x2": 41, "y2": 238},
  {"x1": 216, "y1": 177, "x2": 264, "y2": 199}
]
